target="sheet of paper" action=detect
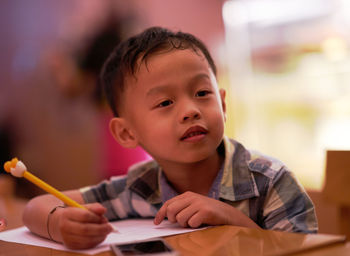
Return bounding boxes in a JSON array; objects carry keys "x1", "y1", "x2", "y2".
[{"x1": 0, "y1": 219, "x2": 208, "y2": 255}]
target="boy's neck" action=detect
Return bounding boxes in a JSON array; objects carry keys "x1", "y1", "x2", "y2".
[{"x1": 158, "y1": 152, "x2": 224, "y2": 195}]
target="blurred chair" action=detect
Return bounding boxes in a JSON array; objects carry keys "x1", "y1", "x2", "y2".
[{"x1": 322, "y1": 150, "x2": 350, "y2": 240}]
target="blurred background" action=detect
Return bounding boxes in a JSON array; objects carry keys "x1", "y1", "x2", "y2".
[{"x1": 0, "y1": 0, "x2": 349, "y2": 236}]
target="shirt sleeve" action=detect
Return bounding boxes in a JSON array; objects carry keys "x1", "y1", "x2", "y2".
[
  {"x1": 80, "y1": 175, "x2": 158, "y2": 221},
  {"x1": 262, "y1": 168, "x2": 318, "y2": 233}
]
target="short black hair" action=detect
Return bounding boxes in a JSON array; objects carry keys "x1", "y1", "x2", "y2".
[{"x1": 100, "y1": 26, "x2": 217, "y2": 117}]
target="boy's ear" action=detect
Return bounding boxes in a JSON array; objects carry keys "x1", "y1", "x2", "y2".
[
  {"x1": 109, "y1": 118, "x2": 139, "y2": 148},
  {"x1": 219, "y1": 88, "x2": 227, "y2": 122}
]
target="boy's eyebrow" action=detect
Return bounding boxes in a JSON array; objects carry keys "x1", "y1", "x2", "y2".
[
  {"x1": 146, "y1": 73, "x2": 211, "y2": 97},
  {"x1": 146, "y1": 84, "x2": 172, "y2": 98}
]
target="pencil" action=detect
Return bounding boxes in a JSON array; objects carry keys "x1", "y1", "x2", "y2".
[
  {"x1": 4, "y1": 158, "x2": 86, "y2": 209},
  {"x1": 3, "y1": 157, "x2": 118, "y2": 232}
]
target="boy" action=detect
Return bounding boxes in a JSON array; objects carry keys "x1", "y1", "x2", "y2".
[{"x1": 23, "y1": 27, "x2": 317, "y2": 249}]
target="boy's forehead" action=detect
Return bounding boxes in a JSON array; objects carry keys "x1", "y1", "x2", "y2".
[
  {"x1": 132, "y1": 49, "x2": 211, "y2": 82},
  {"x1": 123, "y1": 50, "x2": 218, "y2": 99}
]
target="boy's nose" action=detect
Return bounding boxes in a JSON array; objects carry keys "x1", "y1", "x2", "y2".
[
  {"x1": 180, "y1": 104, "x2": 201, "y2": 123},
  {"x1": 183, "y1": 112, "x2": 200, "y2": 121}
]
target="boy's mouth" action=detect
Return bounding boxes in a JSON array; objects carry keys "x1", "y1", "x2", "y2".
[{"x1": 180, "y1": 126, "x2": 208, "y2": 141}]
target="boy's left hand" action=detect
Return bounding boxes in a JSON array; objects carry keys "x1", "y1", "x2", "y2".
[{"x1": 154, "y1": 191, "x2": 250, "y2": 228}]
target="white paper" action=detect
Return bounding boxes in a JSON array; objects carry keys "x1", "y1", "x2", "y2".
[{"x1": 0, "y1": 219, "x2": 208, "y2": 255}]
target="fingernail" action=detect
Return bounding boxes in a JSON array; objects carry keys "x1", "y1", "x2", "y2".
[{"x1": 154, "y1": 218, "x2": 160, "y2": 225}]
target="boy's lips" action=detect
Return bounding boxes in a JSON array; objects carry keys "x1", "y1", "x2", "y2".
[{"x1": 180, "y1": 125, "x2": 208, "y2": 141}]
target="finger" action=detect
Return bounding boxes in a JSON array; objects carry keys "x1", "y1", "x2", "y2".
[
  {"x1": 162, "y1": 192, "x2": 193, "y2": 205},
  {"x1": 63, "y1": 207, "x2": 105, "y2": 224},
  {"x1": 154, "y1": 197, "x2": 174, "y2": 225},
  {"x1": 154, "y1": 192, "x2": 199, "y2": 225},
  {"x1": 60, "y1": 219, "x2": 112, "y2": 237},
  {"x1": 85, "y1": 203, "x2": 107, "y2": 216},
  {"x1": 62, "y1": 232, "x2": 108, "y2": 249},
  {"x1": 175, "y1": 204, "x2": 199, "y2": 227},
  {"x1": 154, "y1": 195, "x2": 191, "y2": 225},
  {"x1": 187, "y1": 211, "x2": 206, "y2": 228},
  {"x1": 166, "y1": 198, "x2": 193, "y2": 224},
  {"x1": 0, "y1": 218, "x2": 7, "y2": 231}
]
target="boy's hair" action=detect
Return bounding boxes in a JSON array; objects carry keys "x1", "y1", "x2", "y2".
[{"x1": 100, "y1": 26, "x2": 217, "y2": 117}]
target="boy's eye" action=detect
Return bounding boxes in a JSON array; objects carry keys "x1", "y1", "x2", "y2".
[
  {"x1": 196, "y1": 90, "x2": 210, "y2": 97},
  {"x1": 157, "y1": 100, "x2": 173, "y2": 108}
]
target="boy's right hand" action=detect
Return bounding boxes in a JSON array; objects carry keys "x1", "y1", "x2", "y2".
[{"x1": 52, "y1": 203, "x2": 113, "y2": 249}]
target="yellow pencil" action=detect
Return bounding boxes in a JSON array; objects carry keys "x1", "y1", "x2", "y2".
[
  {"x1": 3, "y1": 157, "x2": 86, "y2": 209},
  {"x1": 4, "y1": 157, "x2": 118, "y2": 232},
  {"x1": 4, "y1": 157, "x2": 119, "y2": 232}
]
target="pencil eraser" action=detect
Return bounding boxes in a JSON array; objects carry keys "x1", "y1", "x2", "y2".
[
  {"x1": 3, "y1": 161, "x2": 11, "y2": 173},
  {"x1": 4, "y1": 158, "x2": 18, "y2": 173},
  {"x1": 10, "y1": 161, "x2": 27, "y2": 177}
]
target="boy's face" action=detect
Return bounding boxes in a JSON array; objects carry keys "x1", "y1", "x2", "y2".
[{"x1": 111, "y1": 49, "x2": 226, "y2": 164}]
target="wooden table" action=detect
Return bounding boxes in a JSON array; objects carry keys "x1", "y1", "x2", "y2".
[
  {"x1": 1, "y1": 225, "x2": 348, "y2": 256},
  {"x1": 0, "y1": 184, "x2": 348, "y2": 256}
]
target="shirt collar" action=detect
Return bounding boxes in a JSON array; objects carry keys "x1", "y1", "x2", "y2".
[
  {"x1": 219, "y1": 136, "x2": 260, "y2": 201},
  {"x1": 159, "y1": 162, "x2": 224, "y2": 203},
  {"x1": 158, "y1": 136, "x2": 260, "y2": 203},
  {"x1": 128, "y1": 136, "x2": 260, "y2": 205},
  {"x1": 159, "y1": 171, "x2": 177, "y2": 203}
]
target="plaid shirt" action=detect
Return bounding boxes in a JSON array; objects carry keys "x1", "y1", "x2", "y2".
[{"x1": 81, "y1": 136, "x2": 318, "y2": 233}]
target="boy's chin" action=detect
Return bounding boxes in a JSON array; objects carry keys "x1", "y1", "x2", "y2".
[{"x1": 176, "y1": 152, "x2": 218, "y2": 164}]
